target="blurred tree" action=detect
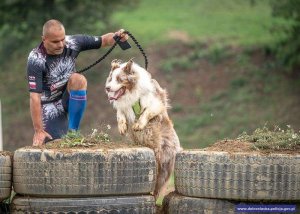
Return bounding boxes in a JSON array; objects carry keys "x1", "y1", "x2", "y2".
[
  {"x1": 0, "y1": 0, "x2": 138, "y2": 64},
  {"x1": 270, "y1": 0, "x2": 300, "y2": 72}
]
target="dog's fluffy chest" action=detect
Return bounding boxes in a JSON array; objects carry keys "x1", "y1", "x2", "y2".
[{"x1": 116, "y1": 92, "x2": 160, "y2": 123}]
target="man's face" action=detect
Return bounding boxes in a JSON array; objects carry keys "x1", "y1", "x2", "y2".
[{"x1": 42, "y1": 27, "x2": 66, "y2": 55}]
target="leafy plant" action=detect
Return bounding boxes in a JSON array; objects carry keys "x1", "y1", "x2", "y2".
[
  {"x1": 52, "y1": 125, "x2": 112, "y2": 148},
  {"x1": 60, "y1": 131, "x2": 86, "y2": 148},
  {"x1": 237, "y1": 124, "x2": 300, "y2": 150}
]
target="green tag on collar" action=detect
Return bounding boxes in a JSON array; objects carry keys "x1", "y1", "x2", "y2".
[{"x1": 132, "y1": 100, "x2": 142, "y2": 117}]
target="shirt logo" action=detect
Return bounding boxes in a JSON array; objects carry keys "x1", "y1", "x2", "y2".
[
  {"x1": 29, "y1": 76, "x2": 35, "y2": 81},
  {"x1": 29, "y1": 81, "x2": 36, "y2": 90}
]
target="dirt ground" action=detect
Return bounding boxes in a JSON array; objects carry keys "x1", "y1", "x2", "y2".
[
  {"x1": 204, "y1": 140, "x2": 300, "y2": 155},
  {"x1": 23, "y1": 139, "x2": 142, "y2": 152},
  {"x1": 0, "y1": 151, "x2": 13, "y2": 157}
]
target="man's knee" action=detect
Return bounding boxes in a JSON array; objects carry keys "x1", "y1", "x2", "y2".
[{"x1": 68, "y1": 73, "x2": 87, "y2": 90}]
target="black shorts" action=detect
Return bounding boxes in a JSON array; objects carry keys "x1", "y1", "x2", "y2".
[{"x1": 42, "y1": 90, "x2": 70, "y2": 142}]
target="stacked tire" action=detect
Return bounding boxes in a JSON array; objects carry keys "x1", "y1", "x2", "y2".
[
  {"x1": 163, "y1": 150, "x2": 300, "y2": 214},
  {"x1": 0, "y1": 152, "x2": 12, "y2": 214},
  {"x1": 0, "y1": 152, "x2": 12, "y2": 202},
  {"x1": 12, "y1": 147, "x2": 157, "y2": 213}
]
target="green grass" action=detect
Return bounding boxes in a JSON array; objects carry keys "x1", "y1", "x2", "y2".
[{"x1": 113, "y1": 0, "x2": 279, "y2": 46}]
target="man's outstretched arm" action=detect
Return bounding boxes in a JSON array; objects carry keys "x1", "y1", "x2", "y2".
[{"x1": 30, "y1": 92, "x2": 52, "y2": 146}]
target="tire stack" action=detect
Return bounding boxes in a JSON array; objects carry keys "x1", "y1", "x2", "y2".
[
  {"x1": 0, "y1": 152, "x2": 12, "y2": 202},
  {"x1": 0, "y1": 151, "x2": 12, "y2": 213},
  {"x1": 11, "y1": 147, "x2": 157, "y2": 213},
  {"x1": 163, "y1": 150, "x2": 300, "y2": 214}
]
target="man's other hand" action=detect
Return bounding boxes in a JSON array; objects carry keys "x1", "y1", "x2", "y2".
[{"x1": 33, "y1": 130, "x2": 52, "y2": 146}]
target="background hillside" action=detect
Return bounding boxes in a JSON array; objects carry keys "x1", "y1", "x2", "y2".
[{"x1": 0, "y1": 0, "x2": 299, "y2": 151}]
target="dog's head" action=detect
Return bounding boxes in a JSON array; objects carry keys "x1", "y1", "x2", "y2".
[{"x1": 105, "y1": 59, "x2": 141, "y2": 103}]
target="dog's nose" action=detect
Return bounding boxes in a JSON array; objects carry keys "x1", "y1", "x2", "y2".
[{"x1": 105, "y1": 86, "x2": 110, "y2": 92}]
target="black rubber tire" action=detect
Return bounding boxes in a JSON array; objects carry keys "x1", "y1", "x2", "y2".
[
  {"x1": 163, "y1": 193, "x2": 300, "y2": 214},
  {"x1": 0, "y1": 153, "x2": 12, "y2": 201},
  {"x1": 11, "y1": 195, "x2": 156, "y2": 213},
  {"x1": 175, "y1": 150, "x2": 300, "y2": 201},
  {"x1": 163, "y1": 193, "x2": 235, "y2": 214},
  {"x1": 13, "y1": 147, "x2": 156, "y2": 197}
]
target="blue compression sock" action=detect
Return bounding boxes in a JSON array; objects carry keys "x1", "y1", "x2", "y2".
[{"x1": 68, "y1": 90, "x2": 87, "y2": 131}]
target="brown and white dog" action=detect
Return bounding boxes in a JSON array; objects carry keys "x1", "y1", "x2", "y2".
[{"x1": 105, "y1": 59, "x2": 182, "y2": 199}]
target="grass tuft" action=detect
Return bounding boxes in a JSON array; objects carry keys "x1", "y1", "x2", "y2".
[
  {"x1": 55, "y1": 125, "x2": 112, "y2": 148},
  {"x1": 237, "y1": 124, "x2": 300, "y2": 151}
]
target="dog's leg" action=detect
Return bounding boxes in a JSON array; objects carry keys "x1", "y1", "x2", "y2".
[
  {"x1": 154, "y1": 158, "x2": 175, "y2": 200},
  {"x1": 153, "y1": 138, "x2": 177, "y2": 200},
  {"x1": 133, "y1": 107, "x2": 162, "y2": 131},
  {"x1": 153, "y1": 148, "x2": 162, "y2": 200},
  {"x1": 117, "y1": 110, "x2": 127, "y2": 135}
]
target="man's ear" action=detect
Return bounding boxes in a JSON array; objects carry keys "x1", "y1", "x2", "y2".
[{"x1": 124, "y1": 58, "x2": 134, "y2": 74}]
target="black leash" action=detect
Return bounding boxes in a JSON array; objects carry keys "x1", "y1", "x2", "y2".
[{"x1": 77, "y1": 30, "x2": 148, "y2": 74}]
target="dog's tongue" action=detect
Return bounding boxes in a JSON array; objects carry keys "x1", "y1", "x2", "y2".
[{"x1": 109, "y1": 87, "x2": 125, "y2": 100}]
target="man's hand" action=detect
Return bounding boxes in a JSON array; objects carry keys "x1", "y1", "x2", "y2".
[
  {"x1": 33, "y1": 129, "x2": 52, "y2": 146},
  {"x1": 101, "y1": 29, "x2": 129, "y2": 48},
  {"x1": 115, "y1": 29, "x2": 128, "y2": 42},
  {"x1": 30, "y1": 92, "x2": 51, "y2": 146}
]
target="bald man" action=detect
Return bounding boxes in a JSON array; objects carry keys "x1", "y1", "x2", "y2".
[{"x1": 27, "y1": 19, "x2": 128, "y2": 146}]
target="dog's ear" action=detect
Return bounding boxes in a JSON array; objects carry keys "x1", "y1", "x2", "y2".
[
  {"x1": 111, "y1": 59, "x2": 121, "y2": 71},
  {"x1": 124, "y1": 58, "x2": 134, "y2": 74}
]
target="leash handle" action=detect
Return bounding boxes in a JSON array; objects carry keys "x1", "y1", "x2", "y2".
[
  {"x1": 113, "y1": 34, "x2": 131, "y2": 50},
  {"x1": 77, "y1": 30, "x2": 148, "y2": 73}
]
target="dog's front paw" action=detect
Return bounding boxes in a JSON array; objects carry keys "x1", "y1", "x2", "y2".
[
  {"x1": 132, "y1": 121, "x2": 146, "y2": 131},
  {"x1": 118, "y1": 122, "x2": 127, "y2": 135}
]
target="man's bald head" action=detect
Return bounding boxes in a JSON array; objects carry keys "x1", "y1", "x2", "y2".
[
  {"x1": 42, "y1": 19, "x2": 65, "y2": 37},
  {"x1": 42, "y1": 19, "x2": 66, "y2": 55}
]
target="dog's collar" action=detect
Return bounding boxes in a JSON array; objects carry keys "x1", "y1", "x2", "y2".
[{"x1": 132, "y1": 99, "x2": 142, "y2": 118}]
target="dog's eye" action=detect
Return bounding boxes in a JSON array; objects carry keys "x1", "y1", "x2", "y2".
[
  {"x1": 116, "y1": 75, "x2": 122, "y2": 83},
  {"x1": 117, "y1": 74, "x2": 127, "y2": 83}
]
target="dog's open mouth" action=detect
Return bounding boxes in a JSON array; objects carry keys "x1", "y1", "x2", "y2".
[{"x1": 108, "y1": 87, "x2": 125, "y2": 101}]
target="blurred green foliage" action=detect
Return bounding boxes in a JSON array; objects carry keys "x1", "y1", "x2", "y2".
[{"x1": 270, "y1": 0, "x2": 300, "y2": 71}]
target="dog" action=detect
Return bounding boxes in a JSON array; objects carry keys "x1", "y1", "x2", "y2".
[{"x1": 105, "y1": 59, "x2": 182, "y2": 199}]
